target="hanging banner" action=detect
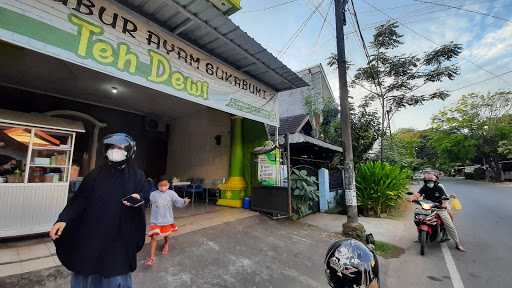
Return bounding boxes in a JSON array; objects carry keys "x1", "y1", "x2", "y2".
[{"x1": 0, "y1": 0, "x2": 278, "y2": 125}]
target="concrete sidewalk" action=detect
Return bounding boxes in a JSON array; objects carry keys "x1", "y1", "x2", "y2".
[
  {"x1": 0, "y1": 215, "x2": 342, "y2": 288},
  {"x1": 300, "y1": 212, "x2": 414, "y2": 248},
  {"x1": 0, "y1": 205, "x2": 257, "y2": 279}
]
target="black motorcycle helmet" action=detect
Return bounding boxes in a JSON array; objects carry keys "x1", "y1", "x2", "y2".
[
  {"x1": 103, "y1": 133, "x2": 136, "y2": 168},
  {"x1": 325, "y1": 239, "x2": 379, "y2": 288}
]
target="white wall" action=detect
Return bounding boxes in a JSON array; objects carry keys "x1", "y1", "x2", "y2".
[
  {"x1": 277, "y1": 64, "x2": 334, "y2": 118},
  {"x1": 166, "y1": 109, "x2": 231, "y2": 185}
]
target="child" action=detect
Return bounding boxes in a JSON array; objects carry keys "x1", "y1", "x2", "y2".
[{"x1": 145, "y1": 178, "x2": 190, "y2": 266}]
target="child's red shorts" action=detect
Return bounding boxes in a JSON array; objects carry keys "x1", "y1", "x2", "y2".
[{"x1": 147, "y1": 223, "x2": 178, "y2": 238}]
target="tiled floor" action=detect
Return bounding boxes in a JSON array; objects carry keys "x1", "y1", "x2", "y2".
[{"x1": 0, "y1": 205, "x2": 256, "y2": 278}]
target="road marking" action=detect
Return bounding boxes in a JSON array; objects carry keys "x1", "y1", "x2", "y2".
[{"x1": 441, "y1": 243, "x2": 464, "y2": 288}]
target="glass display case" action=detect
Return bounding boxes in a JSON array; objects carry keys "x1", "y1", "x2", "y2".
[
  {"x1": 0, "y1": 109, "x2": 83, "y2": 238},
  {"x1": 27, "y1": 129, "x2": 73, "y2": 183},
  {"x1": 0, "y1": 126, "x2": 74, "y2": 184}
]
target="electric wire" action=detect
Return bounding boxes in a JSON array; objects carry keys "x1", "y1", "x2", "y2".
[
  {"x1": 313, "y1": 0, "x2": 334, "y2": 48},
  {"x1": 361, "y1": 0, "x2": 512, "y2": 86},
  {"x1": 414, "y1": 0, "x2": 512, "y2": 23},
  {"x1": 240, "y1": 0, "x2": 302, "y2": 13},
  {"x1": 449, "y1": 70, "x2": 512, "y2": 92},
  {"x1": 349, "y1": 0, "x2": 370, "y2": 62},
  {"x1": 278, "y1": 0, "x2": 326, "y2": 57}
]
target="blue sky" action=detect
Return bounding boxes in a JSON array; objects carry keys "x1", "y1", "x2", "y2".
[{"x1": 231, "y1": 0, "x2": 512, "y2": 130}]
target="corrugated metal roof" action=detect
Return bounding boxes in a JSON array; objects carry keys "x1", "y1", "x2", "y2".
[
  {"x1": 289, "y1": 133, "x2": 343, "y2": 153},
  {"x1": 117, "y1": 0, "x2": 308, "y2": 92}
]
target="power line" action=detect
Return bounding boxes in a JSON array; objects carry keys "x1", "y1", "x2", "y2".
[
  {"x1": 240, "y1": 0, "x2": 302, "y2": 13},
  {"x1": 414, "y1": 0, "x2": 512, "y2": 23},
  {"x1": 278, "y1": 0, "x2": 326, "y2": 57},
  {"x1": 347, "y1": 10, "x2": 366, "y2": 60},
  {"x1": 349, "y1": 0, "x2": 370, "y2": 62},
  {"x1": 313, "y1": 0, "x2": 334, "y2": 48},
  {"x1": 358, "y1": 0, "x2": 504, "y2": 15},
  {"x1": 360, "y1": 0, "x2": 512, "y2": 86},
  {"x1": 450, "y1": 70, "x2": 512, "y2": 92},
  {"x1": 306, "y1": 0, "x2": 337, "y2": 36}
]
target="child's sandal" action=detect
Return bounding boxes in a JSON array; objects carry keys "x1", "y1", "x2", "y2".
[
  {"x1": 162, "y1": 244, "x2": 169, "y2": 255},
  {"x1": 144, "y1": 257, "x2": 155, "y2": 267}
]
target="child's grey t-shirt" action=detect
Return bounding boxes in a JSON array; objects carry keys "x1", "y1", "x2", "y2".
[{"x1": 149, "y1": 190, "x2": 186, "y2": 225}]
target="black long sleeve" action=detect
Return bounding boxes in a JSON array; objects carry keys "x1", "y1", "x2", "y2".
[
  {"x1": 57, "y1": 171, "x2": 95, "y2": 223},
  {"x1": 54, "y1": 164, "x2": 147, "y2": 277}
]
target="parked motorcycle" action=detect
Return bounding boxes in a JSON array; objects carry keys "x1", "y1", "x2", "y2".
[{"x1": 413, "y1": 198, "x2": 449, "y2": 255}]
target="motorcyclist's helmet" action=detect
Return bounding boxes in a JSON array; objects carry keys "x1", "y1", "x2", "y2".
[
  {"x1": 103, "y1": 133, "x2": 136, "y2": 168},
  {"x1": 423, "y1": 173, "x2": 437, "y2": 186},
  {"x1": 325, "y1": 239, "x2": 379, "y2": 288}
]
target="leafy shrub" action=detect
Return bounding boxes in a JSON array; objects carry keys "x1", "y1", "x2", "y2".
[
  {"x1": 356, "y1": 161, "x2": 411, "y2": 217},
  {"x1": 290, "y1": 168, "x2": 319, "y2": 219}
]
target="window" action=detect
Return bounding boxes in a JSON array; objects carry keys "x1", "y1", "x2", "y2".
[{"x1": 0, "y1": 125, "x2": 30, "y2": 183}]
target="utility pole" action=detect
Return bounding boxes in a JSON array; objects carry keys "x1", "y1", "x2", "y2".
[{"x1": 334, "y1": 0, "x2": 365, "y2": 239}]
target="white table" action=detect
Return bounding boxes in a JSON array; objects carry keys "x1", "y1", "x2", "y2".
[{"x1": 171, "y1": 181, "x2": 191, "y2": 187}]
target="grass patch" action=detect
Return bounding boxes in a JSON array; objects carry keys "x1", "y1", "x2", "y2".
[{"x1": 374, "y1": 240, "x2": 405, "y2": 259}]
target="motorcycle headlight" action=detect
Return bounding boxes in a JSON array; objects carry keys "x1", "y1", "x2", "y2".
[{"x1": 421, "y1": 203, "x2": 433, "y2": 210}]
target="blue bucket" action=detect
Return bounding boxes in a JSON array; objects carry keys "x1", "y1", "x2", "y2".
[{"x1": 242, "y1": 197, "x2": 251, "y2": 209}]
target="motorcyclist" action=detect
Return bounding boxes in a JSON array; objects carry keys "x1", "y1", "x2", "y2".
[
  {"x1": 325, "y1": 238, "x2": 380, "y2": 288},
  {"x1": 411, "y1": 173, "x2": 465, "y2": 252}
]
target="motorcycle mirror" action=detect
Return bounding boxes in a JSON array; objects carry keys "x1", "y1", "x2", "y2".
[{"x1": 366, "y1": 233, "x2": 376, "y2": 246}]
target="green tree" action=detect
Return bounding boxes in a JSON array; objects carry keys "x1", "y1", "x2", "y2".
[
  {"x1": 329, "y1": 21, "x2": 462, "y2": 160},
  {"x1": 428, "y1": 132, "x2": 477, "y2": 171},
  {"x1": 376, "y1": 128, "x2": 422, "y2": 170},
  {"x1": 498, "y1": 140, "x2": 512, "y2": 158},
  {"x1": 428, "y1": 91, "x2": 512, "y2": 173},
  {"x1": 320, "y1": 98, "x2": 381, "y2": 164}
]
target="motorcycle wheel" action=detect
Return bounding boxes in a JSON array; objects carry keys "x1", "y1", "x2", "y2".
[{"x1": 420, "y1": 231, "x2": 427, "y2": 256}]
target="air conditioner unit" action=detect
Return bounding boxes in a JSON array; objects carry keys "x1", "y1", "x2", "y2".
[{"x1": 144, "y1": 116, "x2": 165, "y2": 132}]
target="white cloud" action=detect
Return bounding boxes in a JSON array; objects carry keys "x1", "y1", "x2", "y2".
[{"x1": 468, "y1": 22, "x2": 512, "y2": 61}]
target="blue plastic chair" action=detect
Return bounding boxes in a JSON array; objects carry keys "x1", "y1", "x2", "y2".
[{"x1": 184, "y1": 178, "x2": 205, "y2": 204}]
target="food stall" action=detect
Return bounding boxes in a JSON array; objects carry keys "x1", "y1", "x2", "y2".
[
  {"x1": 0, "y1": 109, "x2": 84, "y2": 238},
  {"x1": 251, "y1": 143, "x2": 290, "y2": 217}
]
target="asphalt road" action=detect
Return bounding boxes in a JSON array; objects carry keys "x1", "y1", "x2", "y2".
[
  {"x1": 446, "y1": 178, "x2": 512, "y2": 288},
  {"x1": 384, "y1": 178, "x2": 512, "y2": 288}
]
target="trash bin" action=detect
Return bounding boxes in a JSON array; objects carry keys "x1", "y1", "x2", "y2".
[{"x1": 243, "y1": 197, "x2": 251, "y2": 209}]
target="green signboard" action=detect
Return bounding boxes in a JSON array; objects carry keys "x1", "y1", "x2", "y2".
[{"x1": 0, "y1": 0, "x2": 278, "y2": 125}]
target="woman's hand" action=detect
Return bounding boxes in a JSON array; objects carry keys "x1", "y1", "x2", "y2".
[{"x1": 49, "y1": 222, "x2": 66, "y2": 240}]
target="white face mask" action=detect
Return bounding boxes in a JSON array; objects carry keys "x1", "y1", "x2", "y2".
[
  {"x1": 426, "y1": 182, "x2": 435, "y2": 188},
  {"x1": 106, "y1": 148, "x2": 127, "y2": 162}
]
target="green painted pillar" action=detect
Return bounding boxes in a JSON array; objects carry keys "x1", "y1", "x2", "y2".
[
  {"x1": 217, "y1": 116, "x2": 247, "y2": 208},
  {"x1": 229, "y1": 116, "x2": 244, "y2": 177}
]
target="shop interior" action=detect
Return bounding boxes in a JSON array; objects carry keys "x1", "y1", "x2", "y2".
[{"x1": 0, "y1": 40, "x2": 257, "y2": 237}]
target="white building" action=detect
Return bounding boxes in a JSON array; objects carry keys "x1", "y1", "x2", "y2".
[{"x1": 277, "y1": 64, "x2": 335, "y2": 137}]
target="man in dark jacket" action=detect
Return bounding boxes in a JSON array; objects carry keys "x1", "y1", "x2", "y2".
[{"x1": 50, "y1": 133, "x2": 146, "y2": 288}]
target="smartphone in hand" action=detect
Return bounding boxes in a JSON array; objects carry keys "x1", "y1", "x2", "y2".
[{"x1": 122, "y1": 195, "x2": 144, "y2": 207}]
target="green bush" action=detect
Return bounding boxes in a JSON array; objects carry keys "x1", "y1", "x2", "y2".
[
  {"x1": 290, "y1": 168, "x2": 319, "y2": 219},
  {"x1": 356, "y1": 161, "x2": 411, "y2": 217}
]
